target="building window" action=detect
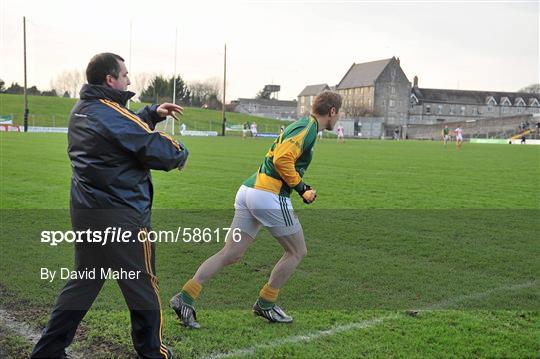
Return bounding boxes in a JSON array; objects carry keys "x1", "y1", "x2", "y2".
[
  {"x1": 426, "y1": 105, "x2": 431, "y2": 114},
  {"x1": 300, "y1": 106, "x2": 305, "y2": 113},
  {"x1": 301, "y1": 97, "x2": 305, "y2": 104},
  {"x1": 502, "y1": 107, "x2": 506, "y2": 113},
  {"x1": 389, "y1": 100, "x2": 395, "y2": 107},
  {"x1": 437, "y1": 105, "x2": 443, "y2": 114},
  {"x1": 391, "y1": 86, "x2": 396, "y2": 94},
  {"x1": 450, "y1": 106, "x2": 454, "y2": 115},
  {"x1": 488, "y1": 105, "x2": 492, "y2": 112},
  {"x1": 460, "y1": 106, "x2": 466, "y2": 115}
]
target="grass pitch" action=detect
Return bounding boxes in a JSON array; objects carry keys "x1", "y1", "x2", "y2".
[{"x1": 0, "y1": 133, "x2": 539, "y2": 358}]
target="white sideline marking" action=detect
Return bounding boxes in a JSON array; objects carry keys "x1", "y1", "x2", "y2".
[
  {"x1": 0, "y1": 308, "x2": 83, "y2": 359},
  {"x1": 0, "y1": 309, "x2": 43, "y2": 344},
  {"x1": 204, "y1": 281, "x2": 538, "y2": 359}
]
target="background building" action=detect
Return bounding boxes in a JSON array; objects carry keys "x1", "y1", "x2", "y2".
[
  {"x1": 297, "y1": 84, "x2": 330, "y2": 117},
  {"x1": 336, "y1": 57, "x2": 411, "y2": 135},
  {"x1": 232, "y1": 98, "x2": 297, "y2": 120},
  {"x1": 409, "y1": 76, "x2": 540, "y2": 125}
]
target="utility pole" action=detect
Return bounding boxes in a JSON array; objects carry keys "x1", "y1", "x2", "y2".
[
  {"x1": 221, "y1": 43, "x2": 227, "y2": 136},
  {"x1": 127, "y1": 20, "x2": 133, "y2": 109},
  {"x1": 23, "y1": 16, "x2": 29, "y2": 132},
  {"x1": 171, "y1": 27, "x2": 178, "y2": 135}
]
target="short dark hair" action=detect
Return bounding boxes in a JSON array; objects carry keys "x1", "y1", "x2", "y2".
[
  {"x1": 86, "y1": 53, "x2": 125, "y2": 85},
  {"x1": 312, "y1": 91, "x2": 342, "y2": 116}
]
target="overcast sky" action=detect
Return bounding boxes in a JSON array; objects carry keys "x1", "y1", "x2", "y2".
[{"x1": 1, "y1": 0, "x2": 538, "y2": 101}]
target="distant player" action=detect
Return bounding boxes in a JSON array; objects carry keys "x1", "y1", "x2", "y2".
[
  {"x1": 336, "y1": 124, "x2": 345, "y2": 143},
  {"x1": 317, "y1": 130, "x2": 323, "y2": 141},
  {"x1": 251, "y1": 122, "x2": 258, "y2": 137},
  {"x1": 242, "y1": 122, "x2": 249, "y2": 139},
  {"x1": 170, "y1": 91, "x2": 342, "y2": 328},
  {"x1": 442, "y1": 125, "x2": 450, "y2": 147},
  {"x1": 454, "y1": 126, "x2": 463, "y2": 149},
  {"x1": 180, "y1": 122, "x2": 187, "y2": 136}
]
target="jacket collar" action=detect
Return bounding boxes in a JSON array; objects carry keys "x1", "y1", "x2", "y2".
[{"x1": 79, "y1": 84, "x2": 135, "y2": 106}]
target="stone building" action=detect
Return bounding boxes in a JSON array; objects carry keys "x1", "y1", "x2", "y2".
[
  {"x1": 297, "y1": 84, "x2": 330, "y2": 117},
  {"x1": 232, "y1": 98, "x2": 297, "y2": 120},
  {"x1": 409, "y1": 76, "x2": 540, "y2": 125},
  {"x1": 336, "y1": 57, "x2": 411, "y2": 133}
]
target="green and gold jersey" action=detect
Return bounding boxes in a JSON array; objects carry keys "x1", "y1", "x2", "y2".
[
  {"x1": 443, "y1": 127, "x2": 449, "y2": 135},
  {"x1": 243, "y1": 115, "x2": 319, "y2": 197}
]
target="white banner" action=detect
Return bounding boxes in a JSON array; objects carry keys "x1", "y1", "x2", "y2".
[{"x1": 181, "y1": 130, "x2": 218, "y2": 137}]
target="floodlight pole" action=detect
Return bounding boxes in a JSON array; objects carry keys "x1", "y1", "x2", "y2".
[
  {"x1": 23, "y1": 16, "x2": 28, "y2": 132},
  {"x1": 221, "y1": 43, "x2": 227, "y2": 136}
]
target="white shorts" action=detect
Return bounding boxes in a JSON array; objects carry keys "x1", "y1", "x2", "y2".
[
  {"x1": 251, "y1": 131, "x2": 257, "y2": 137},
  {"x1": 444, "y1": 135, "x2": 449, "y2": 141},
  {"x1": 231, "y1": 185, "x2": 302, "y2": 238},
  {"x1": 457, "y1": 135, "x2": 463, "y2": 141}
]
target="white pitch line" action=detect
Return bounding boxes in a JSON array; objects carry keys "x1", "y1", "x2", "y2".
[
  {"x1": 203, "y1": 280, "x2": 538, "y2": 359},
  {"x1": 0, "y1": 308, "x2": 84, "y2": 359}
]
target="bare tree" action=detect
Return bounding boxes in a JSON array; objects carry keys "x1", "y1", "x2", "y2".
[
  {"x1": 345, "y1": 104, "x2": 374, "y2": 118},
  {"x1": 51, "y1": 70, "x2": 85, "y2": 98},
  {"x1": 131, "y1": 72, "x2": 155, "y2": 100},
  {"x1": 188, "y1": 77, "x2": 222, "y2": 107},
  {"x1": 518, "y1": 83, "x2": 540, "y2": 94}
]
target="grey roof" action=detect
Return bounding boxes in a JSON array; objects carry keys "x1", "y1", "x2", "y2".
[
  {"x1": 412, "y1": 87, "x2": 540, "y2": 106},
  {"x1": 298, "y1": 84, "x2": 330, "y2": 97},
  {"x1": 336, "y1": 58, "x2": 392, "y2": 90}
]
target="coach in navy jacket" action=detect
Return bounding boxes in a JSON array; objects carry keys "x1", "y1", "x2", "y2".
[
  {"x1": 31, "y1": 53, "x2": 185, "y2": 359},
  {"x1": 68, "y1": 82, "x2": 187, "y2": 229}
]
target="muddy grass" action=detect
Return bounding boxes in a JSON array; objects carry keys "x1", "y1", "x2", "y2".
[{"x1": 0, "y1": 283, "x2": 136, "y2": 358}]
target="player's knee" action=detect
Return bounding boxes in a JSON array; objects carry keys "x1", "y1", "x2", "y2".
[
  {"x1": 287, "y1": 246, "x2": 307, "y2": 261},
  {"x1": 297, "y1": 247, "x2": 307, "y2": 259}
]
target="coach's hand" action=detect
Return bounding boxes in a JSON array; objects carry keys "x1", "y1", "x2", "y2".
[{"x1": 157, "y1": 103, "x2": 184, "y2": 119}]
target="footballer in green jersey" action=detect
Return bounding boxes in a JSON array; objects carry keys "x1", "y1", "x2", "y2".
[{"x1": 171, "y1": 91, "x2": 342, "y2": 328}]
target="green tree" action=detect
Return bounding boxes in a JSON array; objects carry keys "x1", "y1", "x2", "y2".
[
  {"x1": 5, "y1": 82, "x2": 24, "y2": 94},
  {"x1": 140, "y1": 75, "x2": 190, "y2": 104},
  {"x1": 256, "y1": 86, "x2": 272, "y2": 99},
  {"x1": 27, "y1": 86, "x2": 41, "y2": 96},
  {"x1": 41, "y1": 89, "x2": 58, "y2": 97}
]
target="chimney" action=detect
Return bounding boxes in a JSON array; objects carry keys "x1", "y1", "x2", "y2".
[
  {"x1": 396, "y1": 57, "x2": 400, "y2": 65},
  {"x1": 413, "y1": 76, "x2": 418, "y2": 88}
]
